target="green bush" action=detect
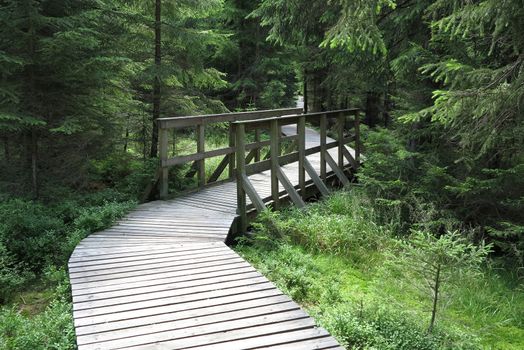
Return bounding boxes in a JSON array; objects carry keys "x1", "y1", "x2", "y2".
[
  {"x1": 322, "y1": 306, "x2": 479, "y2": 350},
  {"x1": 0, "y1": 301, "x2": 74, "y2": 350},
  {"x1": 0, "y1": 200, "x2": 64, "y2": 270},
  {"x1": 0, "y1": 243, "x2": 33, "y2": 303},
  {"x1": 0, "y1": 192, "x2": 135, "y2": 300}
]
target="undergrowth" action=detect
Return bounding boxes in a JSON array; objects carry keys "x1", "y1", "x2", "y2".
[{"x1": 235, "y1": 189, "x2": 524, "y2": 349}]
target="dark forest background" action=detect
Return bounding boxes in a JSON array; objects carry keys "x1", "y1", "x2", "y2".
[{"x1": 0, "y1": 1, "x2": 522, "y2": 348}]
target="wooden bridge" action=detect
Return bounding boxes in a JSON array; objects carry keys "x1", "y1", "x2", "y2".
[{"x1": 69, "y1": 108, "x2": 361, "y2": 349}]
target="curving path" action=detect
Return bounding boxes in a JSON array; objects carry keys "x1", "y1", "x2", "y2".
[{"x1": 69, "y1": 126, "x2": 352, "y2": 350}]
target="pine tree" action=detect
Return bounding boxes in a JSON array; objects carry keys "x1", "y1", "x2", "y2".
[
  {"x1": 116, "y1": 0, "x2": 229, "y2": 158},
  {"x1": 0, "y1": 0, "x2": 135, "y2": 194},
  {"x1": 213, "y1": 0, "x2": 297, "y2": 110}
]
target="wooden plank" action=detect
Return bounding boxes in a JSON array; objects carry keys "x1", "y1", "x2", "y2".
[
  {"x1": 338, "y1": 113, "x2": 345, "y2": 170},
  {"x1": 255, "y1": 128, "x2": 261, "y2": 162},
  {"x1": 304, "y1": 158, "x2": 330, "y2": 196},
  {"x1": 276, "y1": 166, "x2": 305, "y2": 208},
  {"x1": 228, "y1": 123, "x2": 235, "y2": 178},
  {"x1": 164, "y1": 146, "x2": 234, "y2": 167},
  {"x1": 75, "y1": 289, "x2": 286, "y2": 335},
  {"x1": 320, "y1": 113, "x2": 327, "y2": 181},
  {"x1": 355, "y1": 110, "x2": 361, "y2": 164},
  {"x1": 270, "y1": 119, "x2": 280, "y2": 209},
  {"x1": 119, "y1": 318, "x2": 316, "y2": 350},
  {"x1": 72, "y1": 269, "x2": 260, "y2": 303},
  {"x1": 198, "y1": 124, "x2": 205, "y2": 188},
  {"x1": 245, "y1": 140, "x2": 340, "y2": 175},
  {"x1": 257, "y1": 335, "x2": 340, "y2": 349},
  {"x1": 208, "y1": 154, "x2": 229, "y2": 183},
  {"x1": 73, "y1": 276, "x2": 270, "y2": 313},
  {"x1": 298, "y1": 116, "x2": 306, "y2": 199},
  {"x1": 158, "y1": 108, "x2": 302, "y2": 129},
  {"x1": 71, "y1": 261, "x2": 252, "y2": 294},
  {"x1": 342, "y1": 145, "x2": 359, "y2": 170},
  {"x1": 185, "y1": 328, "x2": 334, "y2": 350},
  {"x1": 73, "y1": 282, "x2": 278, "y2": 327},
  {"x1": 235, "y1": 123, "x2": 247, "y2": 232},
  {"x1": 159, "y1": 128, "x2": 169, "y2": 199},
  {"x1": 70, "y1": 257, "x2": 246, "y2": 286},
  {"x1": 242, "y1": 173, "x2": 266, "y2": 212},
  {"x1": 325, "y1": 151, "x2": 349, "y2": 186},
  {"x1": 69, "y1": 248, "x2": 230, "y2": 274},
  {"x1": 69, "y1": 246, "x2": 228, "y2": 269},
  {"x1": 76, "y1": 300, "x2": 300, "y2": 346}
]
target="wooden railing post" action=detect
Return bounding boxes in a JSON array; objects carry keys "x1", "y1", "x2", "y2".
[
  {"x1": 254, "y1": 129, "x2": 261, "y2": 162},
  {"x1": 270, "y1": 119, "x2": 280, "y2": 209},
  {"x1": 354, "y1": 111, "x2": 361, "y2": 166},
  {"x1": 197, "y1": 124, "x2": 205, "y2": 188},
  {"x1": 159, "y1": 126, "x2": 169, "y2": 199},
  {"x1": 320, "y1": 113, "x2": 327, "y2": 181},
  {"x1": 235, "y1": 123, "x2": 247, "y2": 232},
  {"x1": 298, "y1": 115, "x2": 306, "y2": 199},
  {"x1": 338, "y1": 113, "x2": 345, "y2": 170},
  {"x1": 228, "y1": 123, "x2": 235, "y2": 179}
]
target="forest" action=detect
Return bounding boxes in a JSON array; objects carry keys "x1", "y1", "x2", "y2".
[{"x1": 0, "y1": 0, "x2": 523, "y2": 349}]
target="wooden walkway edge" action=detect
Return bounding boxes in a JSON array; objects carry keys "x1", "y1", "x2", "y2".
[{"x1": 69, "y1": 126, "x2": 351, "y2": 350}]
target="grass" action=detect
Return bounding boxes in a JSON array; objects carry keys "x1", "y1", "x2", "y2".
[{"x1": 234, "y1": 189, "x2": 524, "y2": 349}]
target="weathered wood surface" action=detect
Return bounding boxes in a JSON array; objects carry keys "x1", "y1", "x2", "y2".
[{"x1": 69, "y1": 125, "x2": 352, "y2": 350}]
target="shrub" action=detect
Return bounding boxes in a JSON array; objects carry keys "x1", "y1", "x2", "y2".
[
  {"x1": 0, "y1": 193, "x2": 135, "y2": 300},
  {"x1": 0, "y1": 199, "x2": 63, "y2": 270},
  {"x1": 0, "y1": 243, "x2": 33, "y2": 303},
  {"x1": 0, "y1": 294, "x2": 74, "y2": 350},
  {"x1": 322, "y1": 306, "x2": 480, "y2": 350}
]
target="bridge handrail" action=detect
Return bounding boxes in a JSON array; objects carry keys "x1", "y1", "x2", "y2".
[
  {"x1": 157, "y1": 108, "x2": 360, "y2": 202},
  {"x1": 231, "y1": 109, "x2": 361, "y2": 231}
]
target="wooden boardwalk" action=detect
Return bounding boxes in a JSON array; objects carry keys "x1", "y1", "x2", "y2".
[{"x1": 69, "y1": 126, "x2": 351, "y2": 350}]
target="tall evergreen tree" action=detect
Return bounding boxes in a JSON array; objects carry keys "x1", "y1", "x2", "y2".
[
  {"x1": 213, "y1": 0, "x2": 297, "y2": 110},
  {"x1": 117, "y1": 0, "x2": 228, "y2": 158},
  {"x1": 0, "y1": 0, "x2": 134, "y2": 195}
]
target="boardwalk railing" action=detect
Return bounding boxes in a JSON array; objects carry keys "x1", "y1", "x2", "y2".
[
  {"x1": 232, "y1": 109, "x2": 360, "y2": 232},
  {"x1": 157, "y1": 108, "x2": 361, "y2": 216},
  {"x1": 157, "y1": 108, "x2": 302, "y2": 199}
]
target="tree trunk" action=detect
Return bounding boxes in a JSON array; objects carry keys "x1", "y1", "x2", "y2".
[
  {"x1": 28, "y1": 3, "x2": 39, "y2": 199},
  {"x1": 142, "y1": 114, "x2": 148, "y2": 161},
  {"x1": 303, "y1": 68, "x2": 308, "y2": 113},
  {"x1": 3, "y1": 136, "x2": 9, "y2": 161},
  {"x1": 383, "y1": 91, "x2": 391, "y2": 128},
  {"x1": 428, "y1": 264, "x2": 441, "y2": 333},
  {"x1": 124, "y1": 126, "x2": 129, "y2": 152},
  {"x1": 150, "y1": 0, "x2": 162, "y2": 158},
  {"x1": 31, "y1": 129, "x2": 38, "y2": 199},
  {"x1": 365, "y1": 92, "x2": 381, "y2": 127},
  {"x1": 123, "y1": 113, "x2": 130, "y2": 152},
  {"x1": 305, "y1": 70, "x2": 324, "y2": 113}
]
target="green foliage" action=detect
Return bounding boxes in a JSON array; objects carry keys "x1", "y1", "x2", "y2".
[
  {"x1": 0, "y1": 271, "x2": 74, "y2": 350},
  {"x1": 236, "y1": 190, "x2": 523, "y2": 349},
  {"x1": 251, "y1": 190, "x2": 391, "y2": 263},
  {"x1": 0, "y1": 300, "x2": 74, "y2": 350},
  {"x1": 384, "y1": 231, "x2": 491, "y2": 332},
  {"x1": 0, "y1": 193, "x2": 135, "y2": 301},
  {"x1": 321, "y1": 0, "x2": 396, "y2": 55},
  {"x1": 0, "y1": 242, "x2": 33, "y2": 303},
  {"x1": 322, "y1": 306, "x2": 477, "y2": 350},
  {"x1": 212, "y1": 0, "x2": 298, "y2": 110}
]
